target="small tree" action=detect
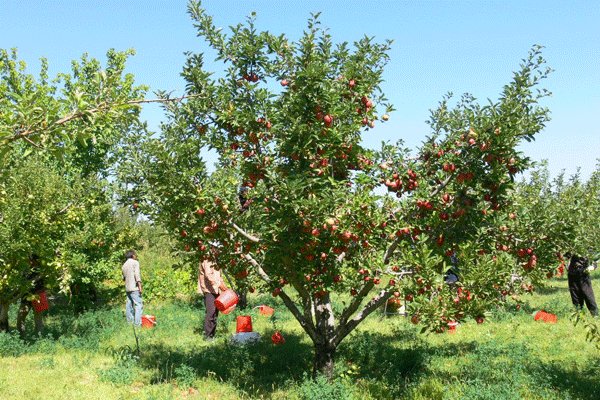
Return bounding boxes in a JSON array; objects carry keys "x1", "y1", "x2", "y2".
[{"x1": 122, "y1": 1, "x2": 555, "y2": 377}]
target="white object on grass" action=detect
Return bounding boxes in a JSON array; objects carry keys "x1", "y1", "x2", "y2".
[{"x1": 231, "y1": 331, "x2": 261, "y2": 345}]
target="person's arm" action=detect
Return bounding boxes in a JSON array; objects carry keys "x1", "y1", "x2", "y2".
[
  {"x1": 134, "y1": 261, "x2": 142, "y2": 294},
  {"x1": 218, "y1": 275, "x2": 227, "y2": 292},
  {"x1": 204, "y1": 260, "x2": 227, "y2": 293}
]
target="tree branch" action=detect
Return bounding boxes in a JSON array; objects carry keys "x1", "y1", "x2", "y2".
[
  {"x1": 334, "y1": 269, "x2": 413, "y2": 346},
  {"x1": 430, "y1": 172, "x2": 455, "y2": 198},
  {"x1": 382, "y1": 237, "x2": 401, "y2": 265},
  {"x1": 337, "y1": 280, "x2": 374, "y2": 330},
  {"x1": 333, "y1": 289, "x2": 394, "y2": 346},
  {"x1": 231, "y1": 222, "x2": 260, "y2": 243},
  {"x1": 241, "y1": 252, "x2": 316, "y2": 340},
  {"x1": 3, "y1": 94, "x2": 203, "y2": 146}
]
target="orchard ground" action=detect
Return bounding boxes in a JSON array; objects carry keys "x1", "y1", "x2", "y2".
[{"x1": 0, "y1": 266, "x2": 598, "y2": 400}]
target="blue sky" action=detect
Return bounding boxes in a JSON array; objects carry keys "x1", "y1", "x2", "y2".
[{"x1": 2, "y1": 0, "x2": 599, "y2": 179}]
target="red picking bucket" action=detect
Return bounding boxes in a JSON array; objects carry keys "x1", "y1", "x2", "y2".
[
  {"x1": 141, "y1": 315, "x2": 157, "y2": 328},
  {"x1": 31, "y1": 291, "x2": 49, "y2": 313},
  {"x1": 221, "y1": 303, "x2": 236, "y2": 315},
  {"x1": 236, "y1": 315, "x2": 253, "y2": 333},
  {"x1": 215, "y1": 289, "x2": 238, "y2": 312},
  {"x1": 534, "y1": 310, "x2": 557, "y2": 324},
  {"x1": 258, "y1": 305, "x2": 274, "y2": 316}
]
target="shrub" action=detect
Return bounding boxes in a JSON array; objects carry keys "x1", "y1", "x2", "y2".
[
  {"x1": 297, "y1": 374, "x2": 356, "y2": 400},
  {"x1": 0, "y1": 331, "x2": 27, "y2": 357}
]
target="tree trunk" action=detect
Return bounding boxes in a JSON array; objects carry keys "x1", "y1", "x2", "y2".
[
  {"x1": 237, "y1": 288, "x2": 248, "y2": 310},
  {"x1": 313, "y1": 342, "x2": 336, "y2": 379},
  {"x1": 16, "y1": 302, "x2": 29, "y2": 337},
  {"x1": 312, "y1": 293, "x2": 337, "y2": 379},
  {"x1": 0, "y1": 301, "x2": 9, "y2": 332}
]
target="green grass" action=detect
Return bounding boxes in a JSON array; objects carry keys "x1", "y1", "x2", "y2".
[{"x1": 1, "y1": 272, "x2": 599, "y2": 399}]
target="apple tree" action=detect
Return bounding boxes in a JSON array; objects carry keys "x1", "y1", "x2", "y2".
[
  {"x1": 0, "y1": 48, "x2": 146, "y2": 329},
  {"x1": 510, "y1": 162, "x2": 600, "y2": 278},
  {"x1": 120, "y1": 1, "x2": 554, "y2": 377}
]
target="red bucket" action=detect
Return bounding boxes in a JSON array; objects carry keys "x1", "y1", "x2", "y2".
[
  {"x1": 141, "y1": 315, "x2": 157, "y2": 329},
  {"x1": 236, "y1": 315, "x2": 253, "y2": 333},
  {"x1": 31, "y1": 291, "x2": 49, "y2": 313},
  {"x1": 258, "y1": 305, "x2": 274, "y2": 316},
  {"x1": 215, "y1": 289, "x2": 238, "y2": 312},
  {"x1": 534, "y1": 310, "x2": 557, "y2": 324},
  {"x1": 221, "y1": 303, "x2": 236, "y2": 315}
]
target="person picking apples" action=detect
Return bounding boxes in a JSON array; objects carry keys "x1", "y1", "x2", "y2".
[
  {"x1": 198, "y1": 243, "x2": 228, "y2": 340},
  {"x1": 565, "y1": 252, "x2": 598, "y2": 316}
]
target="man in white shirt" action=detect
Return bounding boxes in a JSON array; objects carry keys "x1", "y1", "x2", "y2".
[{"x1": 122, "y1": 250, "x2": 143, "y2": 326}]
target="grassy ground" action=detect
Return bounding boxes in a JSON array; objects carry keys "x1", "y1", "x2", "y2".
[{"x1": 1, "y1": 271, "x2": 599, "y2": 400}]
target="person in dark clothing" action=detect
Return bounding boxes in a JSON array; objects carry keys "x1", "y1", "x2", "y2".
[
  {"x1": 17, "y1": 254, "x2": 46, "y2": 336},
  {"x1": 238, "y1": 186, "x2": 252, "y2": 212},
  {"x1": 566, "y1": 253, "x2": 598, "y2": 316},
  {"x1": 444, "y1": 252, "x2": 460, "y2": 286}
]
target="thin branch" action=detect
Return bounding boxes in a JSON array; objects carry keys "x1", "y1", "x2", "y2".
[
  {"x1": 334, "y1": 269, "x2": 414, "y2": 345},
  {"x1": 22, "y1": 135, "x2": 42, "y2": 149},
  {"x1": 430, "y1": 172, "x2": 455, "y2": 198},
  {"x1": 55, "y1": 202, "x2": 74, "y2": 216},
  {"x1": 231, "y1": 222, "x2": 260, "y2": 243},
  {"x1": 4, "y1": 94, "x2": 203, "y2": 145},
  {"x1": 382, "y1": 237, "x2": 401, "y2": 265}
]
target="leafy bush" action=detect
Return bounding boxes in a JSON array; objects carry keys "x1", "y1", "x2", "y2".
[
  {"x1": 99, "y1": 349, "x2": 141, "y2": 386},
  {"x1": 99, "y1": 359, "x2": 139, "y2": 386},
  {"x1": 297, "y1": 374, "x2": 356, "y2": 400},
  {"x1": 174, "y1": 363, "x2": 196, "y2": 388},
  {"x1": 0, "y1": 331, "x2": 27, "y2": 357}
]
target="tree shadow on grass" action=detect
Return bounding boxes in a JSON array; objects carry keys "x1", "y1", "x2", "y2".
[
  {"x1": 131, "y1": 326, "x2": 435, "y2": 398},
  {"x1": 535, "y1": 285, "x2": 570, "y2": 295},
  {"x1": 137, "y1": 332, "x2": 313, "y2": 396},
  {"x1": 538, "y1": 358, "x2": 600, "y2": 400}
]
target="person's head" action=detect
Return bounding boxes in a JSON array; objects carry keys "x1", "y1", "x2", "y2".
[{"x1": 125, "y1": 250, "x2": 137, "y2": 260}]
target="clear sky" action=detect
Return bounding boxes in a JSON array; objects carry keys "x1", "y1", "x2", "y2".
[{"x1": 2, "y1": 1, "x2": 599, "y2": 179}]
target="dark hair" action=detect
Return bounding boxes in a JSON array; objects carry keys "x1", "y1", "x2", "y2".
[{"x1": 125, "y1": 250, "x2": 137, "y2": 260}]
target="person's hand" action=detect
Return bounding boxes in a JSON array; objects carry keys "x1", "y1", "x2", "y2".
[{"x1": 219, "y1": 284, "x2": 228, "y2": 292}]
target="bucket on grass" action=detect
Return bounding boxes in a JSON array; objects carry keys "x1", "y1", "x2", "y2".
[
  {"x1": 215, "y1": 289, "x2": 238, "y2": 312},
  {"x1": 236, "y1": 315, "x2": 253, "y2": 333},
  {"x1": 447, "y1": 321, "x2": 459, "y2": 334},
  {"x1": 258, "y1": 305, "x2": 274, "y2": 316},
  {"x1": 534, "y1": 310, "x2": 557, "y2": 324},
  {"x1": 141, "y1": 314, "x2": 157, "y2": 328},
  {"x1": 31, "y1": 291, "x2": 49, "y2": 313}
]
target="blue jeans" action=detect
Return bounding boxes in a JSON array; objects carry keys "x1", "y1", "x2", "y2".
[{"x1": 126, "y1": 290, "x2": 143, "y2": 326}]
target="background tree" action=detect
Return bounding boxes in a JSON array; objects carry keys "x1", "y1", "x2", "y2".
[
  {"x1": 510, "y1": 162, "x2": 600, "y2": 278},
  {"x1": 0, "y1": 48, "x2": 146, "y2": 330},
  {"x1": 120, "y1": 1, "x2": 555, "y2": 377}
]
